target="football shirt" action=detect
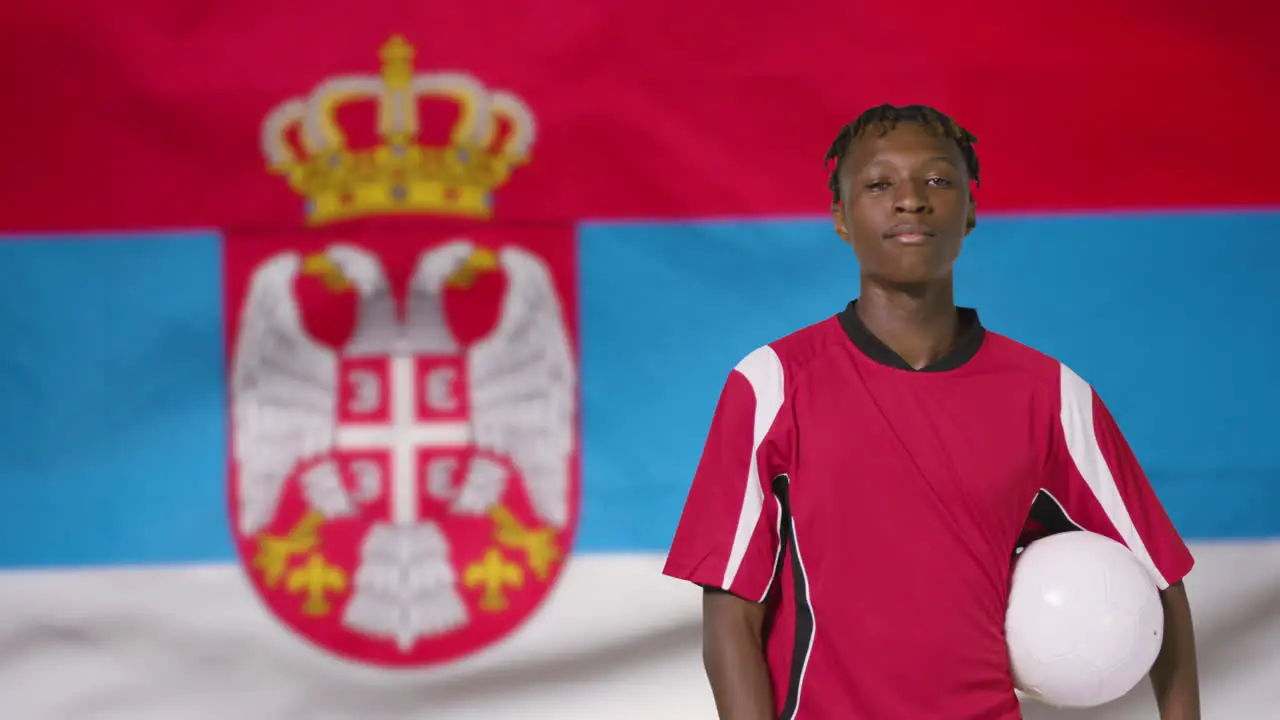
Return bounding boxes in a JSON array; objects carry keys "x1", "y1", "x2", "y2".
[{"x1": 663, "y1": 301, "x2": 1194, "y2": 719}]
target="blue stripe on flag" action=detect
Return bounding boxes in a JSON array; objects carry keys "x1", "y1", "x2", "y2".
[
  {"x1": 2, "y1": 215, "x2": 1277, "y2": 569},
  {"x1": 0, "y1": 233, "x2": 231, "y2": 568},
  {"x1": 578, "y1": 212, "x2": 1280, "y2": 551}
]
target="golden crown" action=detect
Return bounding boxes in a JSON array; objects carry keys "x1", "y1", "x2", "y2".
[{"x1": 261, "y1": 36, "x2": 536, "y2": 226}]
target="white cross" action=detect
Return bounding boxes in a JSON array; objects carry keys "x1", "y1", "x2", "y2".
[{"x1": 336, "y1": 356, "x2": 471, "y2": 525}]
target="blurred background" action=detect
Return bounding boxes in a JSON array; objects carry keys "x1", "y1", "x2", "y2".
[{"x1": 1, "y1": 2, "x2": 1278, "y2": 718}]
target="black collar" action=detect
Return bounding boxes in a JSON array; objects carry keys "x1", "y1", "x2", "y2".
[{"x1": 837, "y1": 300, "x2": 985, "y2": 372}]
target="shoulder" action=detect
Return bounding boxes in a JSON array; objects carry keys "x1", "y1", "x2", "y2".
[
  {"x1": 730, "y1": 315, "x2": 844, "y2": 394},
  {"x1": 979, "y1": 330, "x2": 1093, "y2": 397}
]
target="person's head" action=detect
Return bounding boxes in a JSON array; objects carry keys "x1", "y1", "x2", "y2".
[{"x1": 826, "y1": 104, "x2": 979, "y2": 287}]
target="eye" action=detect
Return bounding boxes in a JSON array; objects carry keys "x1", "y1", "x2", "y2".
[
  {"x1": 927, "y1": 177, "x2": 953, "y2": 187},
  {"x1": 866, "y1": 180, "x2": 891, "y2": 191}
]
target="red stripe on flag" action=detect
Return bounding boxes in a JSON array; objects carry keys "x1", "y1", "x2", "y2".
[{"x1": 2, "y1": 1, "x2": 1277, "y2": 231}]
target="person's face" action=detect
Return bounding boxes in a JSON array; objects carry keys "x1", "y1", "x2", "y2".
[{"x1": 831, "y1": 123, "x2": 974, "y2": 286}]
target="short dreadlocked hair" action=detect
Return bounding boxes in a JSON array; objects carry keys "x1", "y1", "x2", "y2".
[{"x1": 824, "y1": 104, "x2": 980, "y2": 207}]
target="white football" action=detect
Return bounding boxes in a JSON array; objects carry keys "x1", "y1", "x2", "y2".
[{"x1": 1006, "y1": 530, "x2": 1165, "y2": 708}]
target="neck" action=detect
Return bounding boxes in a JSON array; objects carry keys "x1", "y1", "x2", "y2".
[{"x1": 855, "y1": 277, "x2": 959, "y2": 370}]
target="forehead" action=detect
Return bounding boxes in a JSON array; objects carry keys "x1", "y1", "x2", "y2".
[{"x1": 841, "y1": 123, "x2": 964, "y2": 172}]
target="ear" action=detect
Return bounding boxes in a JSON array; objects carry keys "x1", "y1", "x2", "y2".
[
  {"x1": 832, "y1": 202, "x2": 851, "y2": 243},
  {"x1": 965, "y1": 195, "x2": 977, "y2": 234}
]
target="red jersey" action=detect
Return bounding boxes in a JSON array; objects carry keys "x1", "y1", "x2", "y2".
[{"x1": 662, "y1": 302, "x2": 1194, "y2": 720}]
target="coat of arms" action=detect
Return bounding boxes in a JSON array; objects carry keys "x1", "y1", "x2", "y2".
[{"x1": 225, "y1": 36, "x2": 578, "y2": 667}]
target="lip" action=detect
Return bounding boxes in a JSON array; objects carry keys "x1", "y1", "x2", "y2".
[{"x1": 883, "y1": 225, "x2": 935, "y2": 244}]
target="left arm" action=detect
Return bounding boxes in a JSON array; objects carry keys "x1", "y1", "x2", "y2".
[
  {"x1": 1151, "y1": 581, "x2": 1200, "y2": 720},
  {"x1": 1048, "y1": 364, "x2": 1199, "y2": 719}
]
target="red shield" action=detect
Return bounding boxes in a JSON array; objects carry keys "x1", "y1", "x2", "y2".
[{"x1": 224, "y1": 227, "x2": 579, "y2": 668}]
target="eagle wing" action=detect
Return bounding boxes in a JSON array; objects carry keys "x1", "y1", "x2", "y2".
[
  {"x1": 466, "y1": 246, "x2": 576, "y2": 528},
  {"x1": 230, "y1": 252, "x2": 340, "y2": 536}
]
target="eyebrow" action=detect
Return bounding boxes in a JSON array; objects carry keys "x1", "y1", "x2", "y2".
[{"x1": 859, "y1": 155, "x2": 960, "y2": 173}]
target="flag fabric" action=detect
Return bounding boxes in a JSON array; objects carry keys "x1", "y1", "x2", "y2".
[{"x1": 1, "y1": 3, "x2": 1278, "y2": 718}]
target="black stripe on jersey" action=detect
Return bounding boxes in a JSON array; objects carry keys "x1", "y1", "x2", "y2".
[
  {"x1": 773, "y1": 474, "x2": 814, "y2": 720},
  {"x1": 1029, "y1": 488, "x2": 1084, "y2": 534},
  {"x1": 1016, "y1": 489, "x2": 1086, "y2": 555}
]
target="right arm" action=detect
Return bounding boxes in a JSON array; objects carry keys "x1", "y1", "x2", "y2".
[
  {"x1": 702, "y1": 588, "x2": 775, "y2": 720},
  {"x1": 661, "y1": 348, "x2": 789, "y2": 720}
]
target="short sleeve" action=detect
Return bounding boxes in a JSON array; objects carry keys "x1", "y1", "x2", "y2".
[
  {"x1": 662, "y1": 346, "x2": 789, "y2": 603},
  {"x1": 1049, "y1": 363, "x2": 1195, "y2": 589}
]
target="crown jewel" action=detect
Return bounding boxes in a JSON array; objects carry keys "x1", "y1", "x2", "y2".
[{"x1": 261, "y1": 36, "x2": 536, "y2": 225}]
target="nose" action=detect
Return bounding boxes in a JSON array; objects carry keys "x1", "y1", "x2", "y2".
[{"x1": 893, "y1": 181, "x2": 930, "y2": 215}]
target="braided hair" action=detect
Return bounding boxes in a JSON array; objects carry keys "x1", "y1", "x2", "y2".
[{"x1": 824, "y1": 104, "x2": 980, "y2": 209}]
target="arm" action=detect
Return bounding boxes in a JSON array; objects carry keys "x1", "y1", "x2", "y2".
[
  {"x1": 1048, "y1": 364, "x2": 1199, "y2": 718},
  {"x1": 703, "y1": 588, "x2": 775, "y2": 720},
  {"x1": 1150, "y1": 581, "x2": 1200, "y2": 720},
  {"x1": 662, "y1": 348, "x2": 789, "y2": 720}
]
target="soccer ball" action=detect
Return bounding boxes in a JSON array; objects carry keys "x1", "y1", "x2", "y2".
[{"x1": 1005, "y1": 530, "x2": 1165, "y2": 708}]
